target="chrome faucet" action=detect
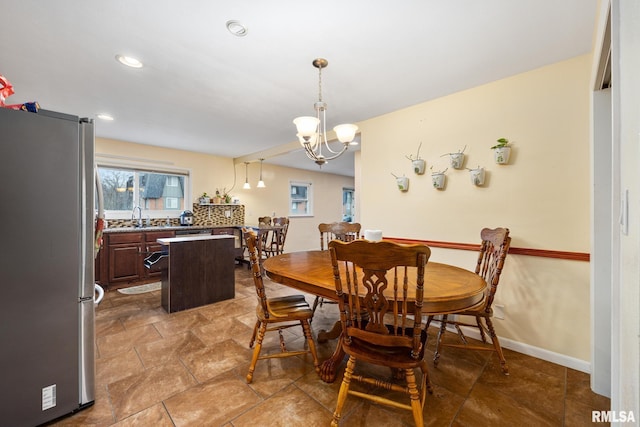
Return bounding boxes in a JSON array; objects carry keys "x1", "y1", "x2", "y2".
[{"x1": 132, "y1": 206, "x2": 142, "y2": 227}]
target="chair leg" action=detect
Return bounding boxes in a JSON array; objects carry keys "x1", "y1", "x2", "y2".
[
  {"x1": 301, "y1": 319, "x2": 320, "y2": 374},
  {"x1": 249, "y1": 320, "x2": 260, "y2": 348},
  {"x1": 246, "y1": 321, "x2": 267, "y2": 383},
  {"x1": 425, "y1": 315, "x2": 434, "y2": 330},
  {"x1": 405, "y1": 368, "x2": 424, "y2": 427},
  {"x1": 331, "y1": 355, "x2": 355, "y2": 427},
  {"x1": 434, "y1": 314, "x2": 448, "y2": 367},
  {"x1": 484, "y1": 317, "x2": 509, "y2": 375},
  {"x1": 311, "y1": 296, "x2": 321, "y2": 321},
  {"x1": 419, "y1": 360, "x2": 433, "y2": 399},
  {"x1": 476, "y1": 316, "x2": 487, "y2": 343}
]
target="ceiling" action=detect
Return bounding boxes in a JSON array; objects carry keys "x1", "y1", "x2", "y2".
[{"x1": 1, "y1": 1, "x2": 596, "y2": 177}]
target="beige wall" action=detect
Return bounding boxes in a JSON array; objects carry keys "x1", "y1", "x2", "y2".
[
  {"x1": 357, "y1": 55, "x2": 592, "y2": 361},
  {"x1": 95, "y1": 138, "x2": 354, "y2": 252}
]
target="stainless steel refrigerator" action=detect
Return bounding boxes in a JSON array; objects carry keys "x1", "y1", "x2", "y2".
[{"x1": 0, "y1": 107, "x2": 96, "y2": 426}]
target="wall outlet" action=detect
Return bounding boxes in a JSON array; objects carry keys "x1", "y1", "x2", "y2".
[
  {"x1": 225, "y1": 210, "x2": 231, "y2": 218},
  {"x1": 494, "y1": 304, "x2": 505, "y2": 320}
]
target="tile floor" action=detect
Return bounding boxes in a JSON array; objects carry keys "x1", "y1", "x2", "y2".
[{"x1": 48, "y1": 266, "x2": 609, "y2": 426}]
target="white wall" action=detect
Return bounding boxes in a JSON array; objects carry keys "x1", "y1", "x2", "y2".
[{"x1": 609, "y1": 0, "x2": 640, "y2": 418}]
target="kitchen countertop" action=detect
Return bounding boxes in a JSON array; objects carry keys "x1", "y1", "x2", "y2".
[
  {"x1": 157, "y1": 234, "x2": 235, "y2": 244},
  {"x1": 103, "y1": 225, "x2": 242, "y2": 233}
]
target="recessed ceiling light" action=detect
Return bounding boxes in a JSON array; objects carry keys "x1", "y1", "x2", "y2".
[
  {"x1": 226, "y1": 20, "x2": 248, "y2": 37},
  {"x1": 97, "y1": 113, "x2": 114, "y2": 121},
  {"x1": 115, "y1": 54, "x2": 143, "y2": 68}
]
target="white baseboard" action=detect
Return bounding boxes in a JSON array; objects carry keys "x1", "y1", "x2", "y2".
[{"x1": 429, "y1": 320, "x2": 591, "y2": 374}]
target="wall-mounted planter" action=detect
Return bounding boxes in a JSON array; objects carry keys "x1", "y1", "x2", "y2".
[
  {"x1": 443, "y1": 146, "x2": 466, "y2": 169},
  {"x1": 468, "y1": 167, "x2": 485, "y2": 186},
  {"x1": 493, "y1": 146, "x2": 511, "y2": 164},
  {"x1": 395, "y1": 176, "x2": 409, "y2": 192},
  {"x1": 449, "y1": 153, "x2": 465, "y2": 169},
  {"x1": 412, "y1": 159, "x2": 426, "y2": 175},
  {"x1": 406, "y1": 143, "x2": 426, "y2": 175},
  {"x1": 431, "y1": 173, "x2": 446, "y2": 189}
]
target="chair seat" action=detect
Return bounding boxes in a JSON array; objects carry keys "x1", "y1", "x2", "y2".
[
  {"x1": 259, "y1": 295, "x2": 314, "y2": 320},
  {"x1": 455, "y1": 305, "x2": 492, "y2": 317},
  {"x1": 343, "y1": 329, "x2": 427, "y2": 369}
]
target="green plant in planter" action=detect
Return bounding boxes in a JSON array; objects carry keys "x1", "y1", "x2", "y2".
[
  {"x1": 491, "y1": 137, "x2": 512, "y2": 164},
  {"x1": 491, "y1": 137, "x2": 510, "y2": 149}
]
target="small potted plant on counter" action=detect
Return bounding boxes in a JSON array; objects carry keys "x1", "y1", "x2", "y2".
[
  {"x1": 199, "y1": 192, "x2": 210, "y2": 204},
  {"x1": 213, "y1": 189, "x2": 223, "y2": 204},
  {"x1": 491, "y1": 137, "x2": 512, "y2": 164}
]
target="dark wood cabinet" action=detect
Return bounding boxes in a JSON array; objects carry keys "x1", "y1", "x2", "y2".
[
  {"x1": 160, "y1": 235, "x2": 235, "y2": 313},
  {"x1": 143, "y1": 230, "x2": 176, "y2": 280},
  {"x1": 107, "y1": 232, "x2": 144, "y2": 284},
  {"x1": 99, "y1": 229, "x2": 176, "y2": 288}
]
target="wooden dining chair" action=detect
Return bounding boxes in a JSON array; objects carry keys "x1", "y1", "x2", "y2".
[
  {"x1": 257, "y1": 216, "x2": 272, "y2": 226},
  {"x1": 319, "y1": 221, "x2": 361, "y2": 250},
  {"x1": 263, "y1": 217, "x2": 289, "y2": 257},
  {"x1": 313, "y1": 222, "x2": 362, "y2": 316},
  {"x1": 427, "y1": 227, "x2": 511, "y2": 374},
  {"x1": 328, "y1": 239, "x2": 433, "y2": 427},
  {"x1": 243, "y1": 229, "x2": 320, "y2": 383}
]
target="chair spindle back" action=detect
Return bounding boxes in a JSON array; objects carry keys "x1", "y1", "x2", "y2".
[
  {"x1": 475, "y1": 227, "x2": 511, "y2": 312},
  {"x1": 329, "y1": 239, "x2": 430, "y2": 358}
]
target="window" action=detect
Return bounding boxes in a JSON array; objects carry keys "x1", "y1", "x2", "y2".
[
  {"x1": 165, "y1": 197, "x2": 179, "y2": 209},
  {"x1": 289, "y1": 181, "x2": 312, "y2": 216},
  {"x1": 342, "y1": 187, "x2": 355, "y2": 222},
  {"x1": 97, "y1": 164, "x2": 190, "y2": 219}
]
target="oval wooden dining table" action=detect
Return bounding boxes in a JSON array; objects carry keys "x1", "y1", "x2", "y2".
[{"x1": 262, "y1": 250, "x2": 487, "y2": 383}]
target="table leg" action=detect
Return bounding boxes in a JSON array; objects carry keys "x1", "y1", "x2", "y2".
[
  {"x1": 317, "y1": 320, "x2": 342, "y2": 343},
  {"x1": 319, "y1": 335, "x2": 346, "y2": 383}
]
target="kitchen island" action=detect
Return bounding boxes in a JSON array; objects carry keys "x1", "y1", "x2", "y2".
[{"x1": 157, "y1": 234, "x2": 235, "y2": 313}]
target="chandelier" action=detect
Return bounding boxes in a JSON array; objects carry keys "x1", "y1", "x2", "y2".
[{"x1": 293, "y1": 58, "x2": 358, "y2": 167}]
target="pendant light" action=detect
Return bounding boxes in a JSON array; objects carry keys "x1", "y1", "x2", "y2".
[
  {"x1": 293, "y1": 58, "x2": 358, "y2": 167},
  {"x1": 243, "y1": 162, "x2": 251, "y2": 190},
  {"x1": 257, "y1": 159, "x2": 266, "y2": 188}
]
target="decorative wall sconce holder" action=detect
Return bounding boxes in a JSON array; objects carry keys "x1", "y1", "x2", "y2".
[
  {"x1": 491, "y1": 137, "x2": 512, "y2": 164},
  {"x1": 391, "y1": 173, "x2": 410, "y2": 192},
  {"x1": 493, "y1": 146, "x2": 511, "y2": 164},
  {"x1": 412, "y1": 159, "x2": 426, "y2": 175},
  {"x1": 430, "y1": 167, "x2": 448, "y2": 190},
  {"x1": 468, "y1": 166, "x2": 485, "y2": 186},
  {"x1": 442, "y1": 145, "x2": 466, "y2": 169},
  {"x1": 405, "y1": 142, "x2": 426, "y2": 175}
]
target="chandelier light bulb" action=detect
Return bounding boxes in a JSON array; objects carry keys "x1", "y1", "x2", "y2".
[{"x1": 334, "y1": 124, "x2": 359, "y2": 144}]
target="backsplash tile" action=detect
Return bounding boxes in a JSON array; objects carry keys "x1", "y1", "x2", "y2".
[{"x1": 105, "y1": 204, "x2": 245, "y2": 229}]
